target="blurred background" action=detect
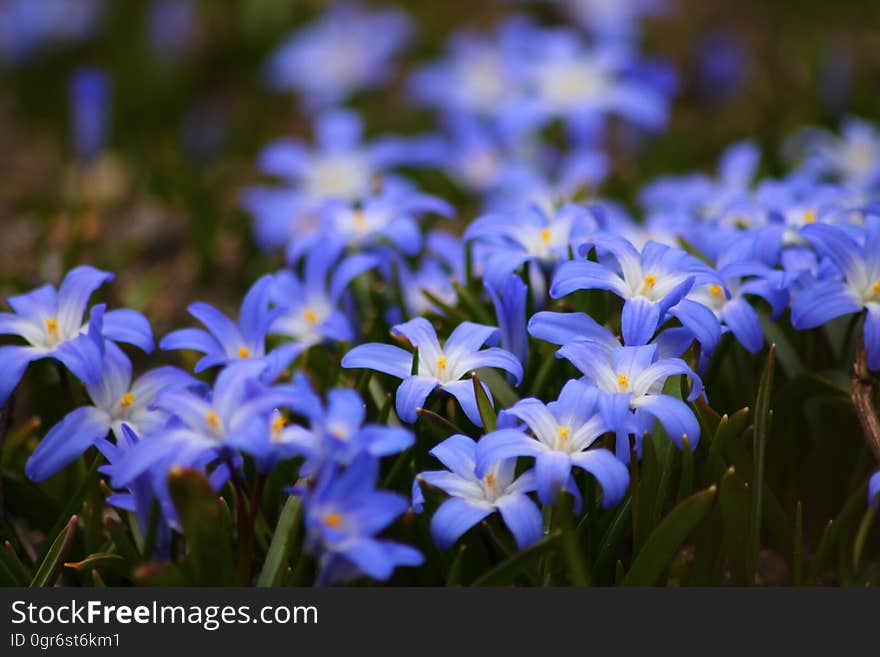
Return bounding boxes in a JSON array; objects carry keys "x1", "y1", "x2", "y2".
[{"x1": 1, "y1": 0, "x2": 880, "y2": 331}]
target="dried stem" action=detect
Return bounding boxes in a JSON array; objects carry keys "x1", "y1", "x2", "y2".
[{"x1": 851, "y1": 341, "x2": 880, "y2": 463}]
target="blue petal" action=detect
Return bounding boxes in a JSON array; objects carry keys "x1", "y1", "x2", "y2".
[
  {"x1": 0, "y1": 345, "x2": 39, "y2": 405},
  {"x1": 341, "y1": 343, "x2": 412, "y2": 379},
  {"x1": 474, "y1": 428, "x2": 543, "y2": 477},
  {"x1": 869, "y1": 470, "x2": 880, "y2": 508},
  {"x1": 329, "y1": 254, "x2": 377, "y2": 303},
  {"x1": 631, "y1": 394, "x2": 700, "y2": 448},
  {"x1": 187, "y1": 302, "x2": 243, "y2": 352},
  {"x1": 26, "y1": 406, "x2": 110, "y2": 481},
  {"x1": 390, "y1": 317, "x2": 442, "y2": 363},
  {"x1": 669, "y1": 299, "x2": 721, "y2": 355},
  {"x1": 160, "y1": 327, "x2": 221, "y2": 355},
  {"x1": 865, "y1": 304, "x2": 880, "y2": 371},
  {"x1": 395, "y1": 375, "x2": 438, "y2": 423},
  {"x1": 495, "y1": 493, "x2": 543, "y2": 550},
  {"x1": 499, "y1": 398, "x2": 557, "y2": 446},
  {"x1": 570, "y1": 448, "x2": 630, "y2": 508},
  {"x1": 102, "y1": 308, "x2": 155, "y2": 353},
  {"x1": 6, "y1": 284, "x2": 57, "y2": 324},
  {"x1": 56, "y1": 266, "x2": 114, "y2": 335},
  {"x1": 428, "y1": 434, "x2": 478, "y2": 479},
  {"x1": 459, "y1": 347, "x2": 523, "y2": 386},
  {"x1": 430, "y1": 497, "x2": 492, "y2": 549},
  {"x1": 720, "y1": 297, "x2": 763, "y2": 353},
  {"x1": 528, "y1": 310, "x2": 616, "y2": 348},
  {"x1": 442, "y1": 378, "x2": 491, "y2": 427},
  {"x1": 550, "y1": 260, "x2": 628, "y2": 299},
  {"x1": 801, "y1": 223, "x2": 862, "y2": 279},
  {"x1": 790, "y1": 280, "x2": 861, "y2": 330},
  {"x1": 443, "y1": 322, "x2": 500, "y2": 359},
  {"x1": 534, "y1": 451, "x2": 573, "y2": 505},
  {"x1": 621, "y1": 297, "x2": 661, "y2": 346},
  {"x1": 238, "y1": 274, "x2": 276, "y2": 347}
]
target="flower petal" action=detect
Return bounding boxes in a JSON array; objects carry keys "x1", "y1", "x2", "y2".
[
  {"x1": 570, "y1": 448, "x2": 630, "y2": 508},
  {"x1": 430, "y1": 497, "x2": 492, "y2": 549},
  {"x1": 495, "y1": 493, "x2": 543, "y2": 550},
  {"x1": 25, "y1": 406, "x2": 111, "y2": 482}
]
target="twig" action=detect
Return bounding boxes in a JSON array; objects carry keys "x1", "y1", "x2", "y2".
[{"x1": 851, "y1": 340, "x2": 880, "y2": 463}]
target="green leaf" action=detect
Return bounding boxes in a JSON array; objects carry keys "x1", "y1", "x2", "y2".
[
  {"x1": 622, "y1": 486, "x2": 717, "y2": 586},
  {"x1": 35, "y1": 458, "x2": 99, "y2": 563},
  {"x1": 708, "y1": 407, "x2": 750, "y2": 479},
  {"x1": 0, "y1": 542, "x2": 30, "y2": 586},
  {"x1": 635, "y1": 433, "x2": 659, "y2": 553},
  {"x1": 452, "y1": 280, "x2": 493, "y2": 324},
  {"x1": 257, "y1": 496, "x2": 302, "y2": 587},
  {"x1": 554, "y1": 493, "x2": 591, "y2": 586},
  {"x1": 446, "y1": 545, "x2": 467, "y2": 587},
  {"x1": 719, "y1": 467, "x2": 751, "y2": 585},
  {"x1": 852, "y1": 505, "x2": 877, "y2": 573},
  {"x1": 592, "y1": 497, "x2": 632, "y2": 578},
  {"x1": 471, "y1": 372, "x2": 497, "y2": 432},
  {"x1": 30, "y1": 515, "x2": 77, "y2": 587},
  {"x1": 168, "y1": 468, "x2": 234, "y2": 585},
  {"x1": 677, "y1": 435, "x2": 695, "y2": 502},
  {"x1": 472, "y1": 532, "x2": 561, "y2": 586},
  {"x1": 749, "y1": 344, "x2": 775, "y2": 580}
]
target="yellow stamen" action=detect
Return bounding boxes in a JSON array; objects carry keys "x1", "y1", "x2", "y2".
[
  {"x1": 44, "y1": 317, "x2": 59, "y2": 336},
  {"x1": 436, "y1": 355, "x2": 448, "y2": 371},
  {"x1": 873, "y1": 279, "x2": 880, "y2": 294},
  {"x1": 353, "y1": 209, "x2": 367, "y2": 229},
  {"x1": 206, "y1": 410, "x2": 221, "y2": 431},
  {"x1": 323, "y1": 513, "x2": 342, "y2": 528},
  {"x1": 617, "y1": 373, "x2": 630, "y2": 392},
  {"x1": 642, "y1": 274, "x2": 657, "y2": 289},
  {"x1": 540, "y1": 227, "x2": 553, "y2": 246},
  {"x1": 709, "y1": 284, "x2": 723, "y2": 298},
  {"x1": 238, "y1": 346, "x2": 250, "y2": 358},
  {"x1": 484, "y1": 473, "x2": 496, "y2": 487},
  {"x1": 271, "y1": 414, "x2": 286, "y2": 436},
  {"x1": 303, "y1": 308, "x2": 318, "y2": 325},
  {"x1": 557, "y1": 426, "x2": 570, "y2": 444},
  {"x1": 803, "y1": 209, "x2": 817, "y2": 224},
  {"x1": 120, "y1": 392, "x2": 135, "y2": 408}
]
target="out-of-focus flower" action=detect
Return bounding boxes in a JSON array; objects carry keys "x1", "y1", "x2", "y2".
[
  {"x1": 148, "y1": 0, "x2": 198, "y2": 63},
  {"x1": 303, "y1": 454, "x2": 423, "y2": 585},
  {"x1": 161, "y1": 274, "x2": 302, "y2": 379},
  {"x1": 69, "y1": 67, "x2": 110, "y2": 162},
  {"x1": 869, "y1": 470, "x2": 880, "y2": 508},
  {"x1": 0, "y1": 0, "x2": 103, "y2": 62},
  {"x1": 475, "y1": 379, "x2": 629, "y2": 506},
  {"x1": 487, "y1": 274, "x2": 529, "y2": 368},
  {"x1": 266, "y1": 4, "x2": 412, "y2": 109},
  {"x1": 467, "y1": 203, "x2": 598, "y2": 289},
  {"x1": 791, "y1": 218, "x2": 880, "y2": 369},
  {"x1": 0, "y1": 266, "x2": 153, "y2": 404},
  {"x1": 26, "y1": 343, "x2": 198, "y2": 482},
  {"x1": 342, "y1": 318, "x2": 522, "y2": 426},
  {"x1": 414, "y1": 434, "x2": 541, "y2": 550},
  {"x1": 269, "y1": 239, "x2": 376, "y2": 347}
]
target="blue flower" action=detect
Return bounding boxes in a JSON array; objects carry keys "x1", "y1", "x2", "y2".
[
  {"x1": 794, "y1": 117, "x2": 880, "y2": 191},
  {"x1": 26, "y1": 341, "x2": 199, "y2": 481},
  {"x1": 0, "y1": 266, "x2": 153, "y2": 405},
  {"x1": 790, "y1": 218, "x2": 880, "y2": 368},
  {"x1": 110, "y1": 361, "x2": 296, "y2": 489},
  {"x1": 342, "y1": 318, "x2": 523, "y2": 426},
  {"x1": 869, "y1": 470, "x2": 880, "y2": 508},
  {"x1": 321, "y1": 181, "x2": 453, "y2": 257},
  {"x1": 302, "y1": 454, "x2": 423, "y2": 585},
  {"x1": 69, "y1": 67, "x2": 109, "y2": 162},
  {"x1": 267, "y1": 374, "x2": 413, "y2": 477},
  {"x1": 487, "y1": 274, "x2": 529, "y2": 369},
  {"x1": 551, "y1": 234, "x2": 723, "y2": 346},
  {"x1": 0, "y1": 0, "x2": 102, "y2": 61},
  {"x1": 265, "y1": 4, "x2": 413, "y2": 109},
  {"x1": 467, "y1": 202, "x2": 598, "y2": 289},
  {"x1": 269, "y1": 240, "x2": 376, "y2": 347},
  {"x1": 556, "y1": 341, "x2": 703, "y2": 460},
  {"x1": 161, "y1": 273, "x2": 302, "y2": 378},
  {"x1": 413, "y1": 434, "x2": 541, "y2": 550},
  {"x1": 474, "y1": 379, "x2": 629, "y2": 507}
]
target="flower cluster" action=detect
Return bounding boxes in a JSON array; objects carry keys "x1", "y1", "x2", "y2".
[{"x1": 4, "y1": 0, "x2": 880, "y2": 587}]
